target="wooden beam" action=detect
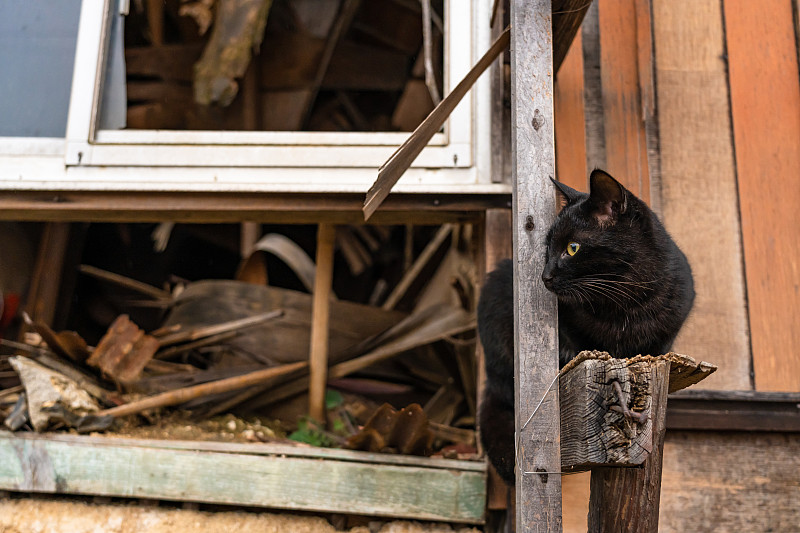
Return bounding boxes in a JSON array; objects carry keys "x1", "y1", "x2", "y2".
[
  {"x1": 489, "y1": 0, "x2": 508, "y2": 185},
  {"x1": 581, "y1": 2, "x2": 607, "y2": 171},
  {"x1": 381, "y1": 224, "x2": 452, "y2": 310},
  {"x1": 0, "y1": 433, "x2": 486, "y2": 524},
  {"x1": 666, "y1": 390, "x2": 800, "y2": 432},
  {"x1": 22, "y1": 222, "x2": 70, "y2": 332},
  {"x1": 0, "y1": 191, "x2": 506, "y2": 225},
  {"x1": 587, "y1": 360, "x2": 669, "y2": 533},
  {"x1": 309, "y1": 223, "x2": 336, "y2": 422},
  {"x1": 724, "y1": 0, "x2": 800, "y2": 391},
  {"x1": 510, "y1": 0, "x2": 561, "y2": 530}
]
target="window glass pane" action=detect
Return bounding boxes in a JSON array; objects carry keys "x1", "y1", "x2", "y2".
[
  {"x1": 0, "y1": 2, "x2": 82, "y2": 137},
  {"x1": 108, "y1": 0, "x2": 443, "y2": 132}
]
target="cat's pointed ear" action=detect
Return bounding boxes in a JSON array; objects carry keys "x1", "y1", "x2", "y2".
[
  {"x1": 550, "y1": 177, "x2": 582, "y2": 210},
  {"x1": 589, "y1": 169, "x2": 628, "y2": 225}
]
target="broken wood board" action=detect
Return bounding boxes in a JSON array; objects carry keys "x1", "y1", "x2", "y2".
[
  {"x1": 363, "y1": 27, "x2": 510, "y2": 220},
  {"x1": 87, "y1": 315, "x2": 159, "y2": 387},
  {"x1": 0, "y1": 432, "x2": 486, "y2": 524},
  {"x1": 162, "y1": 281, "x2": 406, "y2": 365},
  {"x1": 559, "y1": 351, "x2": 715, "y2": 471}
]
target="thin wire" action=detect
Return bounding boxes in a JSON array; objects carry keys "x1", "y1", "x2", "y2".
[
  {"x1": 514, "y1": 371, "x2": 562, "y2": 475},
  {"x1": 552, "y1": 1, "x2": 594, "y2": 16},
  {"x1": 521, "y1": 372, "x2": 560, "y2": 431}
]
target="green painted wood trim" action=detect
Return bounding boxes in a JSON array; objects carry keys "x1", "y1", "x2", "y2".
[{"x1": 0, "y1": 432, "x2": 486, "y2": 523}]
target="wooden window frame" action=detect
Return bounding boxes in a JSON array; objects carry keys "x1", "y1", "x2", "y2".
[{"x1": 22, "y1": 0, "x2": 503, "y2": 195}]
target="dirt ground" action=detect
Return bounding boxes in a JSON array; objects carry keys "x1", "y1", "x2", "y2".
[{"x1": 0, "y1": 496, "x2": 483, "y2": 533}]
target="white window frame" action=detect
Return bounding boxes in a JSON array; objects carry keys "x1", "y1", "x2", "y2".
[{"x1": 46, "y1": 0, "x2": 500, "y2": 194}]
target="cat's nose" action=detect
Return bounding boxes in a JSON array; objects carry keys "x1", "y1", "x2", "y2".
[{"x1": 541, "y1": 271, "x2": 554, "y2": 288}]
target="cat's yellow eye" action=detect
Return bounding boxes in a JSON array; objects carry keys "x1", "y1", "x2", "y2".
[{"x1": 567, "y1": 242, "x2": 580, "y2": 256}]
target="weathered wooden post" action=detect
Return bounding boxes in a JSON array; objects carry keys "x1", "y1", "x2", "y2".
[
  {"x1": 510, "y1": 0, "x2": 562, "y2": 530},
  {"x1": 558, "y1": 351, "x2": 716, "y2": 532}
]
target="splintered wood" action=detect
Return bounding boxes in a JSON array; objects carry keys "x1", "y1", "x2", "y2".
[{"x1": 559, "y1": 350, "x2": 716, "y2": 471}]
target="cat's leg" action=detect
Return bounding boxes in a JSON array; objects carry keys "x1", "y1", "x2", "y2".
[{"x1": 479, "y1": 389, "x2": 516, "y2": 485}]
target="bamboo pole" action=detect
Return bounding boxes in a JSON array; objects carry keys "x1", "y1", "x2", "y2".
[{"x1": 309, "y1": 223, "x2": 336, "y2": 422}]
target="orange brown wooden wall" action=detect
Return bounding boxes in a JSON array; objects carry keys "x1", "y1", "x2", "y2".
[{"x1": 554, "y1": 0, "x2": 800, "y2": 393}]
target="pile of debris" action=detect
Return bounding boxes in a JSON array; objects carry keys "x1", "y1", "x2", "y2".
[{"x1": 0, "y1": 223, "x2": 479, "y2": 460}]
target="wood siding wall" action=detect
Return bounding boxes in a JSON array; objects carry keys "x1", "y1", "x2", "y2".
[
  {"x1": 553, "y1": 1, "x2": 800, "y2": 529},
  {"x1": 554, "y1": 0, "x2": 800, "y2": 393}
]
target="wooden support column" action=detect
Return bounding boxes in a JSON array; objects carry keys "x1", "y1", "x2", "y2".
[
  {"x1": 587, "y1": 360, "x2": 670, "y2": 532},
  {"x1": 22, "y1": 222, "x2": 71, "y2": 333},
  {"x1": 510, "y1": 1, "x2": 561, "y2": 530},
  {"x1": 309, "y1": 223, "x2": 336, "y2": 422}
]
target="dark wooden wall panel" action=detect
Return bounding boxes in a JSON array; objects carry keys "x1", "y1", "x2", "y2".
[{"x1": 660, "y1": 432, "x2": 800, "y2": 531}]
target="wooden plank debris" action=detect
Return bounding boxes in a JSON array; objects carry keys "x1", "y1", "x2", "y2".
[
  {"x1": 97, "y1": 361, "x2": 307, "y2": 419},
  {"x1": 363, "y1": 27, "x2": 510, "y2": 220},
  {"x1": 21, "y1": 223, "x2": 70, "y2": 333},
  {"x1": 7, "y1": 357, "x2": 100, "y2": 432},
  {"x1": 87, "y1": 315, "x2": 160, "y2": 387}
]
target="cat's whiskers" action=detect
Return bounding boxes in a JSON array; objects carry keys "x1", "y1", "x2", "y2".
[
  {"x1": 578, "y1": 282, "x2": 630, "y2": 309},
  {"x1": 580, "y1": 279, "x2": 664, "y2": 323},
  {"x1": 579, "y1": 280, "x2": 642, "y2": 304},
  {"x1": 564, "y1": 286, "x2": 596, "y2": 313}
]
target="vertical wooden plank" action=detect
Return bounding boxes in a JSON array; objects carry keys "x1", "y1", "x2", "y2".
[
  {"x1": 490, "y1": 0, "x2": 507, "y2": 184},
  {"x1": 634, "y1": 0, "x2": 662, "y2": 214},
  {"x1": 652, "y1": 0, "x2": 751, "y2": 390},
  {"x1": 484, "y1": 209, "x2": 513, "y2": 271},
  {"x1": 588, "y1": 361, "x2": 669, "y2": 533},
  {"x1": 22, "y1": 222, "x2": 70, "y2": 333},
  {"x1": 309, "y1": 223, "x2": 336, "y2": 422},
  {"x1": 724, "y1": 0, "x2": 800, "y2": 391},
  {"x1": 597, "y1": 0, "x2": 650, "y2": 201},
  {"x1": 581, "y1": 2, "x2": 607, "y2": 172},
  {"x1": 510, "y1": 0, "x2": 562, "y2": 530},
  {"x1": 554, "y1": 32, "x2": 588, "y2": 191}
]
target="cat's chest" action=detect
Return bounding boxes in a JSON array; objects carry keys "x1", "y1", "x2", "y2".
[{"x1": 559, "y1": 303, "x2": 653, "y2": 352}]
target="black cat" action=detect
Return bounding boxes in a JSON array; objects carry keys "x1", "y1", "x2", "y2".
[{"x1": 477, "y1": 169, "x2": 695, "y2": 484}]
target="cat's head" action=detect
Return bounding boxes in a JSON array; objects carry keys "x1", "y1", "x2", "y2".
[{"x1": 541, "y1": 169, "x2": 654, "y2": 302}]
